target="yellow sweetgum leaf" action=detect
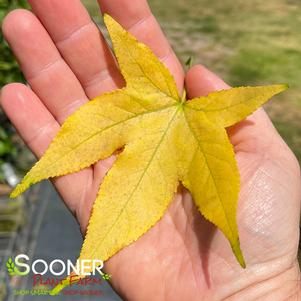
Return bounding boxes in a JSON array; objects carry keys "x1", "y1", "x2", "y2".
[{"x1": 10, "y1": 14, "x2": 287, "y2": 294}]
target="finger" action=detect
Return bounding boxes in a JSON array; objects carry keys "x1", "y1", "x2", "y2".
[
  {"x1": 97, "y1": 0, "x2": 184, "y2": 91},
  {"x1": 0, "y1": 85, "x2": 118, "y2": 229},
  {"x1": 0, "y1": 83, "x2": 59, "y2": 158},
  {"x1": 185, "y1": 65, "x2": 230, "y2": 97},
  {"x1": 2, "y1": 9, "x2": 88, "y2": 124},
  {"x1": 28, "y1": 0, "x2": 124, "y2": 98},
  {"x1": 185, "y1": 65, "x2": 278, "y2": 149},
  {"x1": 0, "y1": 83, "x2": 94, "y2": 216}
]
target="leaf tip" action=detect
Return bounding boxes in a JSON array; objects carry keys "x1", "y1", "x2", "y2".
[
  {"x1": 103, "y1": 13, "x2": 111, "y2": 23},
  {"x1": 50, "y1": 276, "x2": 72, "y2": 296},
  {"x1": 231, "y1": 240, "x2": 246, "y2": 269},
  {"x1": 10, "y1": 185, "x2": 22, "y2": 198},
  {"x1": 237, "y1": 253, "x2": 246, "y2": 269},
  {"x1": 274, "y1": 83, "x2": 289, "y2": 93},
  {"x1": 103, "y1": 13, "x2": 116, "y2": 30},
  {"x1": 103, "y1": 14, "x2": 124, "y2": 41}
]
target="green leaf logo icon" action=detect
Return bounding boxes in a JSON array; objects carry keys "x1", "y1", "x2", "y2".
[
  {"x1": 101, "y1": 273, "x2": 111, "y2": 280},
  {"x1": 6, "y1": 257, "x2": 26, "y2": 276}
]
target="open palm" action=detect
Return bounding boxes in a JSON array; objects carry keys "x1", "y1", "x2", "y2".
[{"x1": 1, "y1": 1, "x2": 300, "y2": 300}]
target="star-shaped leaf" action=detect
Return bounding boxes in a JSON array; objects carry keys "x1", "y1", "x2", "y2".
[{"x1": 10, "y1": 14, "x2": 287, "y2": 294}]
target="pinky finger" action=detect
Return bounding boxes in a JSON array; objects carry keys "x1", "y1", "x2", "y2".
[{"x1": 0, "y1": 83, "x2": 60, "y2": 158}]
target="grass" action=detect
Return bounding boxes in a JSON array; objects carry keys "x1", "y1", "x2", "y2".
[{"x1": 83, "y1": 0, "x2": 301, "y2": 162}]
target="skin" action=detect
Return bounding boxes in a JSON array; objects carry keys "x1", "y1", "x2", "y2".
[{"x1": 1, "y1": 0, "x2": 300, "y2": 300}]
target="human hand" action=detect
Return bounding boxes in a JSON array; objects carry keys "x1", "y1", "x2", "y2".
[{"x1": 1, "y1": 1, "x2": 300, "y2": 300}]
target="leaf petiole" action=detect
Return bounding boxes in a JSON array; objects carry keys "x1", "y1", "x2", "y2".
[{"x1": 180, "y1": 89, "x2": 187, "y2": 105}]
